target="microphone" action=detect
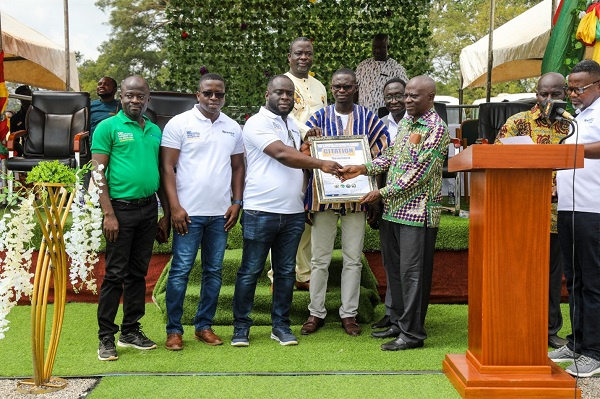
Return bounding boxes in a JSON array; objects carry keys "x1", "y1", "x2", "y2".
[{"x1": 556, "y1": 107, "x2": 575, "y2": 121}]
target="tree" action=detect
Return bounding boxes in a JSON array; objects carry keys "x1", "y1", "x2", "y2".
[
  {"x1": 429, "y1": 0, "x2": 542, "y2": 102},
  {"x1": 78, "y1": 0, "x2": 170, "y2": 97}
]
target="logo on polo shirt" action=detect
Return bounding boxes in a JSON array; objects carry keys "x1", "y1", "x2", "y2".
[
  {"x1": 117, "y1": 132, "x2": 134, "y2": 142},
  {"x1": 221, "y1": 130, "x2": 235, "y2": 137},
  {"x1": 186, "y1": 130, "x2": 201, "y2": 139}
]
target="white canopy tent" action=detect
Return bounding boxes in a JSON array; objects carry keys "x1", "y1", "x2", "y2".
[
  {"x1": 1, "y1": 13, "x2": 79, "y2": 91},
  {"x1": 459, "y1": 0, "x2": 553, "y2": 89}
]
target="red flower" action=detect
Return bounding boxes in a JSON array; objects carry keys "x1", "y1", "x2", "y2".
[{"x1": 181, "y1": 31, "x2": 189, "y2": 39}]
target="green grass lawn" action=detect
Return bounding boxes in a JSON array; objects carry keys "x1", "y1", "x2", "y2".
[
  {"x1": 0, "y1": 303, "x2": 471, "y2": 376},
  {"x1": 88, "y1": 375, "x2": 460, "y2": 399},
  {"x1": 0, "y1": 302, "x2": 573, "y2": 398}
]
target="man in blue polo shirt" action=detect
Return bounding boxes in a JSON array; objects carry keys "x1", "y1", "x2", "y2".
[
  {"x1": 90, "y1": 76, "x2": 120, "y2": 138},
  {"x1": 91, "y1": 75, "x2": 169, "y2": 361}
]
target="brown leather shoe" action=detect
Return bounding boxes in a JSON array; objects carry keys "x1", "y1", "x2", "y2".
[
  {"x1": 195, "y1": 328, "x2": 223, "y2": 346},
  {"x1": 165, "y1": 333, "x2": 183, "y2": 351},
  {"x1": 341, "y1": 317, "x2": 361, "y2": 336},
  {"x1": 295, "y1": 280, "x2": 310, "y2": 291},
  {"x1": 300, "y1": 315, "x2": 325, "y2": 335}
]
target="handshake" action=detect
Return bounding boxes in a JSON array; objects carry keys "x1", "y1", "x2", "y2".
[
  {"x1": 301, "y1": 127, "x2": 368, "y2": 182},
  {"x1": 319, "y1": 163, "x2": 367, "y2": 182}
]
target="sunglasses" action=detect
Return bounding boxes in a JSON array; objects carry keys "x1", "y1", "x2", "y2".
[{"x1": 200, "y1": 91, "x2": 226, "y2": 99}]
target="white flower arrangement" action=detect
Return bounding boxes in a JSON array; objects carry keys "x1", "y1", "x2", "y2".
[{"x1": 0, "y1": 162, "x2": 103, "y2": 339}]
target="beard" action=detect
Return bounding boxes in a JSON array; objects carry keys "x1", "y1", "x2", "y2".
[{"x1": 98, "y1": 92, "x2": 115, "y2": 100}]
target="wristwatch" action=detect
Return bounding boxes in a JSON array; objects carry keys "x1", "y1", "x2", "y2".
[{"x1": 232, "y1": 199, "x2": 243, "y2": 207}]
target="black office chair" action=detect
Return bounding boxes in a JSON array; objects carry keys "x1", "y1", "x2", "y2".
[
  {"x1": 478, "y1": 101, "x2": 533, "y2": 143},
  {"x1": 456, "y1": 119, "x2": 479, "y2": 147},
  {"x1": 6, "y1": 91, "x2": 90, "y2": 193},
  {"x1": 144, "y1": 91, "x2": 198, "y2": 131}
]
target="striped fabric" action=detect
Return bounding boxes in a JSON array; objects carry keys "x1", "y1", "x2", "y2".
[{"x1": 305, "y1": 104, "x2": 390, "y2": 213}]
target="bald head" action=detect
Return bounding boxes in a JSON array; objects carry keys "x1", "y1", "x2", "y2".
[
  {"x1": 409, "y1": 75, "x2": 436, "y2": 94},
  {"x1": 536, "y1": 72, "x2": 566, "y2": 108},
  {"x1": 120, "y1": 75, "x2": 151, "y2": 122},
  {"x1": 404, "y1": 75, "x2": 436, "y2": 119},
  {"x1": 538, "y1": 72, "x2": 565, "y2": 91},
  {"x1": 121, "y1": 76, "x2": 150, "y2": 93}
]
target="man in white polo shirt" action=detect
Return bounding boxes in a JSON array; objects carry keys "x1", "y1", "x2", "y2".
[
  {"x1": 231, "y1": 74, "x2": 341, "y2": 347},
  {"x1": 160, "y1": 73, "x2": 245, "y2": 351},
  {"x1": 265, "y1": 36, "x2": 328, "y2": 292}
]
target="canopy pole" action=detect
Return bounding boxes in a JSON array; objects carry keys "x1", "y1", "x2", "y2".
[
  {"x1": 486, "y1": 0, "x2": 495, "y2": 102},
  {"x1": 63, "y1": 0, "x2": 70, "y2": 91}
]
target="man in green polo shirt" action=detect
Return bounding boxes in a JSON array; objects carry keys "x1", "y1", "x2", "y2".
[{"x1": 91, "y1": 75, "x2": 169, "y2": 361}]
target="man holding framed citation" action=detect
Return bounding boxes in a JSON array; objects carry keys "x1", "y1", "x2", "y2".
[
  {"x1": 339, "y1": 75, "x2": 449, "y2": 350},
  {"x1": 299, "y1": 68, "x2": 389, "y2": 337}
]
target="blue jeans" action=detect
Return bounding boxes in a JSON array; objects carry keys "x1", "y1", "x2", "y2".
[
  {"x1": 166, "y1": 216, "x2": 228, "y2": 334},
  {"x1": 558, "y1": 211, "x2": 600, "y2": 361},
  {"x1": 233, "y1": 210, "x2": 305, "y2": 329}
]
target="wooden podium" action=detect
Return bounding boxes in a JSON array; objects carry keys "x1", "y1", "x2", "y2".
[{"x1": 443, "y1": 144, "x2": 583, "y2": 398}]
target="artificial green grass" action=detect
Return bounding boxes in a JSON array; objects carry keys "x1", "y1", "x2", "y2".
[
  {"x1": 0, "y1": 303, "x2": 572, "y2": 378},
  {"x1": 87, "y1": 375, "x2": 461, "y2": 399},
  {"x1": 152, "y1": 249, "x2": 381, "y2": 326}
]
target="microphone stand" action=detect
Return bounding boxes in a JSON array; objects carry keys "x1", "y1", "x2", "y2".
[{"x1": 557, "y1": 117, "x2": 577, "y2": 144}]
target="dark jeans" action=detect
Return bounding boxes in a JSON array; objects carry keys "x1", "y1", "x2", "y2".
[
  {"x1": 166, "y1": 216, "x2": 228, "y2": 334},
  {"x1": 380, "y1": 220, "x2": 437, "y2": 345},
  {"x1": 558, "y1": 211, "x2": 600, "y2": 361},
  {"x1": 97, "y1": 198, "x2": 157, "y2": 339},
  {"x1": 233, "y1": 210, "x2": 305, "y2": 329}
]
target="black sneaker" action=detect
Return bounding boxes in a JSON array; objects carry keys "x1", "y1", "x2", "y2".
[
  {"x1": 231, "y1": 327, "x2": 250, "y2": 347},
  {"x1": 117, "y1": 328, "x2": 157, "y2": 350},
  {"x1": 98, "y1": 337, "x2": 118, "y2": 361}
]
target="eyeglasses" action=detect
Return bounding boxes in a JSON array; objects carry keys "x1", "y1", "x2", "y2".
[
  {"x1": 566, "y1": 80, "x2": 600, "y2": 95},
  {"x1": 384, "y1": 94, "x2": 405, "y2": 102},
  {"x1": 331, "y1": 84, "x2": 354, "y2": 92},
  {"x1": 200, "y1": 91, "x2": 226, "y2": 99}
]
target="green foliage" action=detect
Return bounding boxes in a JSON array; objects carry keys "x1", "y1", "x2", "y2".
[
  {"x1": 430, "y1": 0, "x2": 543, "y2": 100},
  {"x1": 78, "y1": 0, "x2": 171, "y2": 98},
  {"x1": 25, "y1": 160, "x2": 77, "y2": 187},
  {"x1": 165, "y1": 0, "x2": 432, "y2": 122},
  {"x1": 562, "y1": 0, "x2": 589, "y2": 73}
]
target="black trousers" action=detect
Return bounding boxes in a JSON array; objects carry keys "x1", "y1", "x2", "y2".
[
  {"x1": 97, "y1": 198, "x2": 157, "y2": 339},
  {"x1": 548, "y1": 233, "x2": 564, "y2": 336},
  {"x1": 380, "y1": 220, "x2": 437, "y2": 345}
]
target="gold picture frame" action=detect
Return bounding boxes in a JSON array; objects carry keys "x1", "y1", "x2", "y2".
[{"x1": 309, "y1": 135, "x2": 376, "y2": 203}]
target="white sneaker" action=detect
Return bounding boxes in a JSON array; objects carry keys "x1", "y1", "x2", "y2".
[
  {"x1": 548, "y1": 345, "x2": 578, "y2": 363},
  {"x1": 565, "y1": 355, "x2": 600, "y2": 378}
]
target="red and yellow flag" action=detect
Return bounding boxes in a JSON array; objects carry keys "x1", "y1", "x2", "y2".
[{"x1": 0, "y1": 50, "x2": 8, "y2": 158}]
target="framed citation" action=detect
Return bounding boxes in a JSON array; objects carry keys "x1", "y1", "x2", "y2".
[{"x1": 309, "y1": 135, "x2": 376, "y2": 203}]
